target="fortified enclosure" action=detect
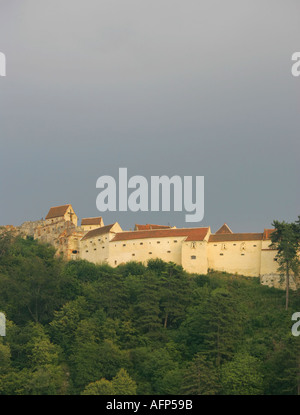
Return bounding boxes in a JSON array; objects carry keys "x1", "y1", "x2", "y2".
[{"x1": 4, "y1": 204, "x2": 298, "y2": 290}]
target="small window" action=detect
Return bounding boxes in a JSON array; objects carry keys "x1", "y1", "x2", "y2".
[
  {"x1": 72, "y1": 250, "x2": 78, "y2": 254},
  {"x1": 233, "y1": 244, "x2": 236, "y2": 246},
  {"x1": 86, "y1": 250, "x2": 88, "y2": 253},
  {"x1": 253, "y1": 244, "x2": 257, "y2": 247},
  {"x1": 94, "y1": 248, "x2": 96, "y2": 251},
  {"x1": 214, "y1": 244, "x2": 217, "y2": 246},
  {"x1": 132, "y1": 253, "x2": 135, "y2": 256},
  {"x1": 241, "y1": 253, "x2": 245, "y2": 256},
  {"x1": 115, "y1": 260, "x2": 117, "y2": 265},
  {"x1": 191, "y1": 255, "x2": 196, "y2": 260},
  {"x1": 220, "y1": 253, "x2": 224, "y2": 256},
  {"x1": 174, "y1": 240, "x2": 178, "y2": 243},
  {"x1": 157, "y1": 241, "x2": 160, "y2": 244},
  {"x1": 123, "y1": 244, "x2": 126, "y2": 247},
  {"x1": 149, "y1": 252, "x2": 152, "y2": 255},
  {"x1": 167, "y1": 250, "x2": 171, "y2": 253},
  {"x1": 140, "y1": 242, "x2": 143, "y2": 245}
]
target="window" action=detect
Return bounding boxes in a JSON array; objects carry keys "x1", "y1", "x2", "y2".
[
  {"x1": 115, "y1": 260, "x2": 117, "y2": 265},
  {"x1": 140, "y1": 242, "x2": 143, "y2": 245},
  {"x1": 123, "y1": 244, "x2": 126, "y2": 247},
  {"x1": 157, "y1": 241, "x2": 160, "y2": 244},
  {"x1": 241, "y1": 253, "x2": 245, "y2": 256},
  {"x1": 220, "y1": 253, "x2": 224, "y2": 256},
  {"x1": 132, "y1": 253, "x2": 135, "y2": 256},
  {"x1": 253, "y1": 244, "x2": 257, "y2": 247},
  {"x1": 86, "y1": 250, "x2": 88, "y2": 253},
  {"x1": 72, "y1": 250, "x2": 78, "y2": 254},
  {"x1": 167, "y1": 250, "x2": 171, "y2": 253},
  {"x1": 191, "y1": 255, "x2": 196, "y2": 260},
  {"x1": 174, "y1": 240, "x2": 178, "y2": 243},
  {"x1": 149, "y1": 252, "x2": 152, "y2": 255}
]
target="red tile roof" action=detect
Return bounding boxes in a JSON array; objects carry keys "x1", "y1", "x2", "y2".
[
  {"x1": 135, "y1": 224, "x2": 172, "y2": 231},
  {"x1": 45, "y1": 205, "x2": 71, "y2": 220},
  {"x1": 81, "y1": 217, "x2": 103, "y2": 226},
  {"x1": 111, "y1": 227, "x2": 209, "y2": 242},
  {"x1": 81, "y1": 224, "x2": 116, "y2": 241},
  {"x1": 209, "y1": 233, "x2": 263, "y2": 242},
  {"x1": 215, "y1": 223, "x2": 233, "y2": 234}
]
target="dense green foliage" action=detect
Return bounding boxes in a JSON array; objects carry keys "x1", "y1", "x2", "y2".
[
  {"x1": 271, "y1": 217, "x2": 300, "y2": 310},
  {"x1": 0, "y1": 235, "x2": 299, "y2": 395}
]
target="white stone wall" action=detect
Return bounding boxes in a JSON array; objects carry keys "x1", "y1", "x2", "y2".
[{"x1": 207, "y1": 240, "x2": 262, "y2": 277}]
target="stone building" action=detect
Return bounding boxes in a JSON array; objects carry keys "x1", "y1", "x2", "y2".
[
  {"x1": 81, "y1": 217, "x2": 104, "y2": 232},
  {"x1": 45, "y1": 204, "x2": 78, "y2": 227},
  {"x1": 10, "y1": 204, "x2": 298, "y2": 290}
]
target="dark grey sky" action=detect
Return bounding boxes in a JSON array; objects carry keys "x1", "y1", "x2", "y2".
[{"x1": 0, "y1": 0, "x2": 299, "y2": 232}]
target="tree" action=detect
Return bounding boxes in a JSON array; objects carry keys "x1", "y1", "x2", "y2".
[
  {"x1": 81, "y1": 369, "x2": 137, "y2": 395},
  {"x1": 112, "y1": 368, "x2": 137, "y2": 395},
  {"x1": 270, "y1": 218, "x2": 300, "y2": 310},
  {"x1": 181, "y1": 353, "x2": 219, "y2": 395},
  {"x1": 159, "y1": 263, "x2": 191, "y2": 329},
  {"x1": 220, "y1": 353, "x2": 264, "y2": 395},
  {"x1": 82, "y1": 378, "x2": 115, "y2": 395},
  {"x1": 134, "y1": 272, "x2": 161, "y2": 334}
]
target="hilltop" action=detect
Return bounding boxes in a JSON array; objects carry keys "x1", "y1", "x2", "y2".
[{"x1": 0, "y1": 235, "x2": 299, "y2": 395}]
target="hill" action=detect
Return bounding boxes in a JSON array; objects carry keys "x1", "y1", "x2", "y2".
[{"x1": 0, "y1": 235, "x2": 299, "y2": 395}]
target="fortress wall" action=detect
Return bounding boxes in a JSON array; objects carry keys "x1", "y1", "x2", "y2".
[
  {"x1": 181, "y1": 240, "x2": 208, "y2": 274},
  {"x1": 108, "y1": 236, "x2": 184, "y2": 267},
  {"x1": 80, "y1": 232, "x2": 111, "y2": 264},
  {"x1": 207, "y1": 240, "x2": 262, "y2": 277},
  {"x1": 260, "y1": 239, "x2": 278, "y2": 275}
]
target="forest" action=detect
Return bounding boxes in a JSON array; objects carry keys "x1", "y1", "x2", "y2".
[{"x1": 0, "y1": 234, "x2": 299, "y2": 395}]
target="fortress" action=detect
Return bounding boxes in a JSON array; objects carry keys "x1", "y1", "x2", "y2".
[{"x1": 5, "y1": 204, "x2": 299, "y2": 290}]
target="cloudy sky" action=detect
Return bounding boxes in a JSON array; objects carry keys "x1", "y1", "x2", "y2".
[{"x1": 0, "y1": 0, "x2": 299, "y2": 232}]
